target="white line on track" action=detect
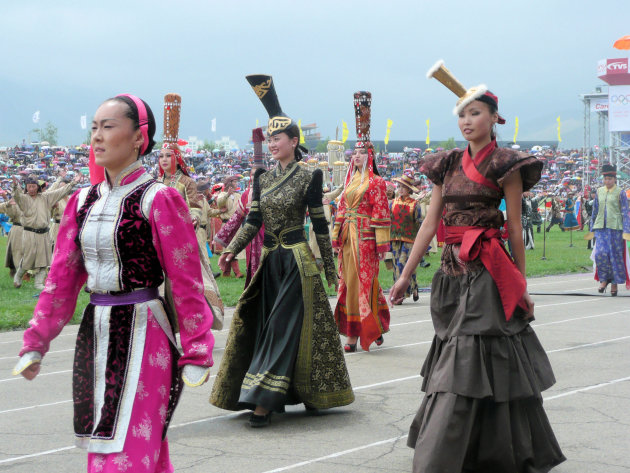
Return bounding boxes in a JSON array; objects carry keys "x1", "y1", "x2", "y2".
[
  {"x1": 0, "y1": 399, "x2": 72, "y2": 415},
  {"x1": 2, "y1": 362, "x2": 628, "y2": 466},
  {"x1": 0, "y1": 369, "x2": 72, "y2": 383},
  {"x1": 260, "y1": 436, "x2": 409, "y2": 473},
  {"x1": 257, "y1": 372, "x2": 630, "y2": 473},
  {"x1": 0, "y1": 348, "x2": 74, "y2": 361},
  {"x1": 0, "y1": 446, "x2": 77, "y2": 465},
  {"x1": 534, "y1": 309, "x2": 630, "y2": 327},
  {"x1": 546, "y1": 336, "x2": 630, "y2": 354}
]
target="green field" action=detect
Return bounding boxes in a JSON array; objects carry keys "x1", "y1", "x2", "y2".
[{"x1": 0, "y1": 229, "x2": 593, "y2": 331}]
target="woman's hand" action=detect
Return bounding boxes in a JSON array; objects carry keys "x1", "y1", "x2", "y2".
[
  {"x1": 218, "y1": 252, "x2": 233, "y2": 271},
  {"x1": 389, "y1": 276, "x2": 410, "y2": 306},
  {"x1": 21, "y1": 362, "x2": 41, "y2": 381},
  {"x1": 521, "y1": 290, "x2": 535, "y2": 319}
]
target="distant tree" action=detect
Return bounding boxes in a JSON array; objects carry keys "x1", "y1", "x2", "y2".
[
  {"x1": 41, "y1": 121, "x2": 59, "y2": 145},
  {"x1": 437, "y1": 137, "x2": 457, "y2": 150},
  {"x1": 315, "y1": 137, "x2": 330, "y2": 153},
  {"x1": 199, "y1": 140, "x2": 218, "y2": 151}
]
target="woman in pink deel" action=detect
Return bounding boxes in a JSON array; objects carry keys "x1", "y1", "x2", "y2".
[{"x1": 13, "y1": 94, "x2": 215, "y2": 472}]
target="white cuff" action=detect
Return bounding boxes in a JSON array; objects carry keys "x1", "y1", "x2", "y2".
[
  {"x1": 182, "y1": 364, "x2": 209, "y2": 387},
  {"x1": 12, "y1": 351, "x2": 42, "y2": 376}
]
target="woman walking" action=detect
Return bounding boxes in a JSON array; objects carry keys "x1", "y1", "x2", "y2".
[
  {"x1": 332, "y1": 91, "x2": 391, "y2": 352},
  {"x1": 390, "y1": 62, "x2": 565, "y2": 472},
  {"x1": 210, "y1": 75, "x2": 353, "y2": 427},
  {"x1": 13, "y1": 94, "x2": 215, "y2": 472}
]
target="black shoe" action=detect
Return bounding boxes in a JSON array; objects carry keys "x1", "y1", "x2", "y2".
[
  {"x1": 344, "y1": 343, "x2": 357, "y2": 353},
  {"x1": 375, "y1": 336, "x2": 384, "y2": 346},
  {"x1": 249, "y1": 412, "x2": 272, "y2": 428},
  {"x1": 598, "y1": 282, "x2": 609, "y2": 294},
  {"x1": 213, "y1": 272, "x2": 221, "y2": 278},
  {"x1": 419, "y1": 260, "x2": 430, "y2": 268},
  {"x1": 305, "y1": 405, "x2": 320, "y2": 415}
]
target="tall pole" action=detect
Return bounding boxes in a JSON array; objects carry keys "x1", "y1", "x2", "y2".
[{"x1": 542, "y1": 202, "x2": 548, "y2": 260}]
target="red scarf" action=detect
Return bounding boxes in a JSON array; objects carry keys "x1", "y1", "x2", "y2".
[
  {"x1": 462, "y1": 139, "x2": 499, "y2": 192},
  {"x1": 444, "y1": 226, "x2": 527, "y2": 321}
]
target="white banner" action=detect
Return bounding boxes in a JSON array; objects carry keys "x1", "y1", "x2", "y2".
[
  {"x1": 609, "y1": 85, "x2": 630, "y2": 132},
  {"x1": 32, "y1": 110, "x2": 40, "y2": 123},
  {"x1": 211, "y1": 118, "x2": 216, "y2": 132},
  {"x1": 80, "y1": 115, "x2": 87, "y2": 130},
  {"x1": 590, "y1": 98, "x2": 608, "y2": 113}
]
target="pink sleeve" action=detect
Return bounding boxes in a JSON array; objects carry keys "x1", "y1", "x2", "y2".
[
  {"x1": 20, "y1": 190, "x2": 88, "y2": 357},
  {"x1": 150, "y1": 187, "x2": 215, "y2": 368}
]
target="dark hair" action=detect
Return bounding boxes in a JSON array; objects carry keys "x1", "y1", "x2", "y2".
[
  {"x1": 283, "y1": 125, "x2": 304, "y2": 162},
  {"x1": 477, "y1": 100, "x2": 500, "y2": 141},
  {"x1": 106, "y1": 96, "x2": 157, "y2": 156}
]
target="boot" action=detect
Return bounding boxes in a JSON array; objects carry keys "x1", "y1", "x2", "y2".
[
  {"x1": 13, "y1": 267, "x2": 25, "y2": 288},
  {"x1": 34, "y1": 269, "x2": 47, "y2": 291},
  {"x1": 231, "y1": 260, "x2": 244, "y2": 278}
]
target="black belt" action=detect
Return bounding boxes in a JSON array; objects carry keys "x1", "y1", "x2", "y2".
[
  {"x1": 54, "y1": 219, "x2": 61, "y2": 224},
  {"x1": 263, "y1": 226, "x2": 306, "y2": 248},
  {"x1": 199, "y1": 224, "x2": 207, "y2": 230},
  {"x1": 23, "y1": 226, "x2": 49, "y2": 234},
  {"x1": 12, "y1": 222, "x2": 22, "y2": 227}
]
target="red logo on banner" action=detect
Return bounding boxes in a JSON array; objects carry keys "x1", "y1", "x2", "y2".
[{"x1": 608, "y1": 58, "x2": 629, "y2": 74}]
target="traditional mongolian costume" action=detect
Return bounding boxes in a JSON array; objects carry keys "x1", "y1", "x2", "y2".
[
  {"x1": 390, "y1": 170, "x2": 422, "y2": 301},
  {"x1": 0, "y1": 199, "x2": 23, "y2": 277},
  {"x1": 11, "y1": 176, "x2": 75, "y2": 290},
  {"x1": 210, "y1": 75, "x2": 353, "y2": 417},
  {"x1": 158, "y1": 93, "x2": 224, "y2": 330},
  {"x1": 562, "y1": 195, "x2": 579, "y2": 231},
  {"x1": 332, "y1": 91, "x2": 391, "y2": 352},
  {"x1": 406, "y1": 61, "x2": 566, "y2": 473},
  {"x1": 214, "y1": 128, "x2": 267, "y2": 286},
  {"x1": 13, "y1": 94, "x2": 215, "y2": 473},
  {"x1": 49, "y1": 175, "x2": 71, "y2": 249},
  {"x1": 587, "y1": 164, "x2": 630, "y2": 294}
]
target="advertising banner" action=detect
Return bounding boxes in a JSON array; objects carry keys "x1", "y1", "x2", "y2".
[
  {"x1": 608, "y1": 85, "x2": 630, "y2": 132},
  {"x1": 590, "y1": 98, "x2": 608, "y2": 113}
]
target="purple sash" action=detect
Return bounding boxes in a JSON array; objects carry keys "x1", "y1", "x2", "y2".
[{"x1": 90, "y1": 287, "x2": 159, "y2": 306}]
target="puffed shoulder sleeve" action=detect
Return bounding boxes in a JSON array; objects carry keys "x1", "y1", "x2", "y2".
[
  {"x1": 419, "y1": 151, "x2": 451, "y2": 186},
  {"x1": 494, "y1": 151, "x2": 543, "y2": 192}
]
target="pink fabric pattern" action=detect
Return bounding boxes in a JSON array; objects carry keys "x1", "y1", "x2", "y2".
[
  {"x1": 20, "y1": 190, "x2": 87, "y2": 357},
  {"x1": 87, "y1": 310, "x2": 174, "y2": 473},
  {"x1": 150, "y1": 186, "x2": 214, "y2": 367}
]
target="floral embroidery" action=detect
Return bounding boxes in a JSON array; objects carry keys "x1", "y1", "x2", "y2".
[
  {"x1": 141, "y1": 455, "x2": 151, "y2": 469},
  {"x1": 43, "y1": 280, "x2": 57, "y2": 294},
  {"x1": 191, "y1": 342, "x2": 209, "y2": 356},
  {"x1": 182, "y1": 312, "x2": 204, "y2": 335},
  {"x1": 160, "y1": 224, "x2": 173, "y2": 236},
  {"x1": 172, "y1": 243, "x2": 194, "y2": 269},
  {"x1": 91, "y1": 455, "x2": 106, "y2": 472},
  {"x1": 149, "y1": 345, "x2": 170, "y2": 371},
  {"x1": 113, "y1": 452, "x2": 132, "y2": 471},
  {"x1": 136, "y1": 381, "x2": 148, "y2": 400},
  {"x1": 158, "y1": 385, "x2": 167, "y2": 398},
  {"x1": 131, "y1": 412, "x2": 152, "y2": 441},
  {"x1": 159, "y1": 403, "x2": 168, "y2": 422},
  {"x1": 153, "y1": 207, "x2": 161, "y2": 222}
]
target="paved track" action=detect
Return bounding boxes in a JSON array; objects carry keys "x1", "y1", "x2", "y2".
[{"x1": 1, "y1": 273, "x2": 629, "y2": 472}]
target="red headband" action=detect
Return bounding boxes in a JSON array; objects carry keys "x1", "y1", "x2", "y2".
[{"x1": 117, "y1": 93, "x2": 149, "y2": 155}]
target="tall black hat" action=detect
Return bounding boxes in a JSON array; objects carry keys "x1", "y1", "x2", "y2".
[
  {"x1": 354, "y1": 91, "x2": 372, "y2": 148},
  {"x1": 246, "y1": 74, "x2": 299, "y2": 137},
  {"x1": 601, "y1": 163, "x2": 617, "y2": 177}
]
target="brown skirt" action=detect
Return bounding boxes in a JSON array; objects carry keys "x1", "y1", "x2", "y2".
[{"x1": 408, "y1": 268, "x2": 565, "y2": 473}]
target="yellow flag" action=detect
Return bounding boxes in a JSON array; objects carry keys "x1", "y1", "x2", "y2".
[
  {"x1": 384, "y1": 119, "x2": 393, "y2": 145},
  {"x1": 513, "y1": 116, "x2": 519, "y2": 143},
  {"x1": 255, "y1": 118, "x2": 259, "y2": 127},
  {"x1": 298, "y1": 119, "x2": 306, "y2": 145},
  {"x1": 341, "y1": 120, "x2": 349, "y2": 143},
  {"x1": 425, "y1": 119, "x2": 430, "y2": 145},
  {"x1": 556, "y1": 116, "x2": 562, "y2": 143}
]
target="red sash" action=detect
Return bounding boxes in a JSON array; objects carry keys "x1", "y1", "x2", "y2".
[
  {"x1": 462, "y1": 140, "x2": 500, "y2": 192},
  {"x1": 444, "y1": 225, "x2": 527, "y2": 321}
]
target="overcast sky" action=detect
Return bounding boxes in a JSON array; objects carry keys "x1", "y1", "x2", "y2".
[{"x1": 1, "y1": 0, "x2": 628, "y2": 148}]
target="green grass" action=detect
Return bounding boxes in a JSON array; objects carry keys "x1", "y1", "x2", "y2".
[{"x1": 0, "y1": 228, "x2": 593, "y2": 331}]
